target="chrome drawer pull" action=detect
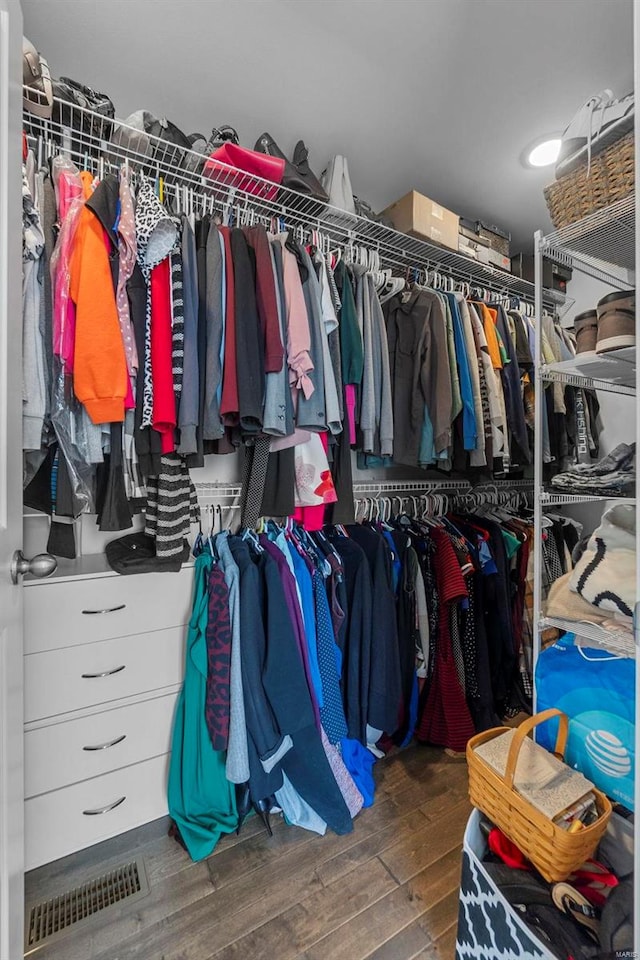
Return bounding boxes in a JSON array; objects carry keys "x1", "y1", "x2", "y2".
[
  {"x1": 81, "y1": 665, "x2": 126, "y2": 679},
  {"x1": 82, "y1": 734, "x2": 126, "y2": 752},
  {"x1": 81, "y1": 604, "x2": 126, "y2": 615},
  {"x1": 82, "y1": 796, "x2": 126, "y2": 816}
]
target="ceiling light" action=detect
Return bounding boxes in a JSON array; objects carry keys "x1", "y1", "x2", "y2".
[{"x1": 524, "y1": 137, "x2": 562, "y2": 168}]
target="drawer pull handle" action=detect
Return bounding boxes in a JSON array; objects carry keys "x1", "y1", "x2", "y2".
[
  {"x1": 82, "y1": 796, "x2": 126, "y2": 816},
  {"x1": 81, "y1": 604, "x2": 126, "y2": 615},
  {"x1": 81, "y1": 665, "x2": 126, "y2": 679},
  {"x1": 82, "y1": 734, "x2": 127, "y2": 752}
]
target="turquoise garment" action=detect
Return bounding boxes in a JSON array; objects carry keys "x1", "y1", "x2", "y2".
[
  {"x1": 418, "y1": 404, "x2": 450, "y2": 466},
  {"x1": 167, "y1": 552, "x2": 237, "y2": 860},
  {"x1": 445, "y1": 293, "x2": 477, "y2": 451}
]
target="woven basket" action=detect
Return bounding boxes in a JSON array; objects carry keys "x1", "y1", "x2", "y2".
[
  {"x1": 467, "y1": 709, "x2": 612, "y2": 882},
  {"x1": 544, "y1": 132, "x2": 634, "y2": 229}
]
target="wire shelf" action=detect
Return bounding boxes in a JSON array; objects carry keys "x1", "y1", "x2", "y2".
[
  {"x1": 540, "y1": 347, "x2": 636, "y2": 395},
  {"x1": 192, "y1": 478, "x2": 532, "y2": 496},
  {"x1": 542, "y1": 491, "x2": 636, "y2": 505},
  {"x1": 351, "y1": 480, "x2": 471, "y2": 495},
  {"x1": 192, "y1": 483, "x2": 243, "y2": 498},
  {"x1": 540, "y1": 194, "x2": 635, "y2": 288},
  {"x1": 22, "y1": 96, "x2": 563, "y2": 309},
  {"x1": 540, "y1": 616, "x2": 635, "y2": 658}
]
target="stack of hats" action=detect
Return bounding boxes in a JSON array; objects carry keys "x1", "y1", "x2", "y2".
[{"x1": 574, "y1": 290, "x2": 635, "y2": 355}]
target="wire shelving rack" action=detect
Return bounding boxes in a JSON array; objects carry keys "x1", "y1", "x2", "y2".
[
  {"x1": 540, "y1": 346, "x2": 636, "y2": 396},
  {"x1": 539, "y1": 194, "x2": 635, "y2": 289},
  {"x1": 534, "y1": 188, "x2": 638, "y2": 951},
  {"x1": 22, "y1": 96, "x2": 563, "y2": 308},
  {"x1": 541, "y1": 492, "x2": 636, "y2": 506},
  {"x1": 540, "y1": 616, "x2": 635, "y2": 659}
]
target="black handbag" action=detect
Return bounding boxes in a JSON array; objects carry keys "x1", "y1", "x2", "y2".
[
  {"x1": 184, "y1": 125, "x2": 240, "y2": 175},
  {"x1": 255, "y1": 132, "x2": 328, "y2": 203},
  {"x1": 51, "y1": 77, "x2": 115, "y2": 147},
  {"x1": 142, "y1": 115, "x2": 192, "y2": 169},
  {"x1": 109, "y1": 111, "x2": 193, "y2": 173}
]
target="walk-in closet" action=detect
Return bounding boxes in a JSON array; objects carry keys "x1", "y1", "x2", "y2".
[{"x1": 0, "y1": 1, "x2": 637, "y2": 958}]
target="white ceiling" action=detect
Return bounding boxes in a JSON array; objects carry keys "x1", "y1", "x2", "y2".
[{"x1": 22, "y1": 0, "x2": 634, "y2": 251}]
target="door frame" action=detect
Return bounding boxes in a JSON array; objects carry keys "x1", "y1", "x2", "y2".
[{"x1": 0, "y1": 1, "x2": 25, "y2": 958}]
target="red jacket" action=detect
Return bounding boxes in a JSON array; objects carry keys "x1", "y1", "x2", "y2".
[
  {"x1": 151, "y1": 257, "x2": 176, "y2": 453},
  {"x1": 243, "y1": 225, "x2": 284, "y2": 373}
]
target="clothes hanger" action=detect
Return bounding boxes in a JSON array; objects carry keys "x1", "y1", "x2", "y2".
[
  {"x1": 192, "y1": 504, "x2": 205, "y2": 556},
  {"x1": 241, "y1": 527, "x2": 264, "y2": 552},
  {"x1": 379, "y1": 274, "x2": 406, "y2": 304}
]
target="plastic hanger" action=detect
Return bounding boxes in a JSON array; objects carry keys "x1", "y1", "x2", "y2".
[{"x1": 242, "y1": 527, "x2": 264, "y2": 553}]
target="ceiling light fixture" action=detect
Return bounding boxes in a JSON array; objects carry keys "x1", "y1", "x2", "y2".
[{"x1": 522, "y1": 136, "x2": 562, "y2": 169}]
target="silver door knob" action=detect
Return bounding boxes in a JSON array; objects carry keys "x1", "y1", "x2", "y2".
[{"x1": 10, "y1": 550, "x2": 57, "y2": 584}]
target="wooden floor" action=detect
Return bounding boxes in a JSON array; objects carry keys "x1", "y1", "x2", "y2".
[{"x1": 26, "y1": 745, "x2": 470, "y2": 960}]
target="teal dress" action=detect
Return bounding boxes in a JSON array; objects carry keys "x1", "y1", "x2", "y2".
[{"x1": 168, "y1": 552, "x2": 237, "y2": 859}]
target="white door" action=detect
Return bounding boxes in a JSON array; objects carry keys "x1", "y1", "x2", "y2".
[{"x1": 0, "y1": 2, "x2": 24, "y2": 958}]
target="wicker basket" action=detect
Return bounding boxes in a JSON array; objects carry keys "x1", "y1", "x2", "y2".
[
  {"x1": 467, "y1": 709, "x2": 612, "y2": 882},
  {"x1": 544, "y1": 132, "x2": 634, "y2": 229}
]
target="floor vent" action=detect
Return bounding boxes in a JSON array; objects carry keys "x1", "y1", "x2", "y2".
[{"x1": 25, "y1": 859, "x2": 149, "y2": 953}]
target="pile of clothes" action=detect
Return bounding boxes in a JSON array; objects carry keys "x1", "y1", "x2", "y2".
[{"x1": 550, "y1": 442, "x2": 635, "y2": 498}]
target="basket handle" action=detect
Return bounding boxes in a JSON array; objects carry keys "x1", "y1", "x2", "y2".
[{"x1": 504, "y1": 708, "x2": 569, "y2": 791}]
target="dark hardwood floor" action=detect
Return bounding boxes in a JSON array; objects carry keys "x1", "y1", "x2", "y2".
[{"x1": 26, "y1": 746, "x2": 470, "y2": 960}]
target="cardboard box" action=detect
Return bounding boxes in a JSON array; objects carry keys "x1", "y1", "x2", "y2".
[
  {"x1": 486, "y1": 247, "x2": 511, "y2": 272},
  {"x1": 381, "y1": 191, "x2": 459, "y2": 251}
]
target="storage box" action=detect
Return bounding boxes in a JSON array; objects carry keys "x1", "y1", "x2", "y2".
[
  {"x1": 459, "y1": 234, "x2": 490, "y2": 264},
  {"x1": 381, "y1": 190, "x2": 459, "y2": 251},
  {"x1": 456, "y1": 810, "x2": 556, "y2": 960},
  {"x1": 456, "y1": 808, "x2": 633, "y2": 960},
  {"x1": 511, "y1": 253, "x2": 573, "y2": 292},
  {"x1": 460, "y1": 217, "x2": 511, "y2": 257},
  {"x1": 486, "y1": 247, "x2": 511, "y2": 272},
  {"x1": 459, "y1": 222, "x2": 491, "y2": 247}
]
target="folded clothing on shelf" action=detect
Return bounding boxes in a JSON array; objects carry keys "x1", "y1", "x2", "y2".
[
  {"x1": 545, "y1": 571, "x2": 633, "y2": 635},
  {"x1": 567, "y1": 442, "x2": 635, "y2": 477},
  {"x1": 551, "y1": 443, "x2": 635, "y2": 497},
  {"x1": 569, "y1": 504, "x2": 636, "y2": 617},
  {"x1": 550, "y1": 471, "x2": 635, "y2": 497}
]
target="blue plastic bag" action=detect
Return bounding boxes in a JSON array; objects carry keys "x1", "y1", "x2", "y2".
[{"x1": 535, "y1": 634, "x2": 635, "y2": 810}]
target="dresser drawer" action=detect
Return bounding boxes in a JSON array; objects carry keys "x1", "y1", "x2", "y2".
[
  {"x1": 25, "y1": 754, "x2": 169, "y2": 870},
  {"x1": 25, "y1": 691, "x2": 179, "y2": 798},
  {"x1": 24, "y1": 567, "x2": 193, "y2": 654},
  {"x1": 24, "y1": 627, "x2": 185, "y2": 722}
]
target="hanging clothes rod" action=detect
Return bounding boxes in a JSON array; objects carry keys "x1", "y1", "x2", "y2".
[
  {"x1": 23, "y1": 93, "x2": 563, "y2": 310},
  {"x1": 354, "y1": 484, "x2": 533, "y2": 523},
  {"x1": 192, "y1": 479, "x2": 533, "y2": 501},
  {"x1": 352, "y1": 480, "x2": 471, "y2": 495}
]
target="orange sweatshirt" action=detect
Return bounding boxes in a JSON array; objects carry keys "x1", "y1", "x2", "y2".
[
  {"x1": 70, "y1": 178, "x2": 128, "y2": 424},
  {"x1": 476, "y1": 302, "x2": 503, "y2": 371}
]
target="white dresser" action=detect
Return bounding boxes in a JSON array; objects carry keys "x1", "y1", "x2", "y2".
[{"x1": 23, "y1": 559, "x2": 192, "y2": 870}]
